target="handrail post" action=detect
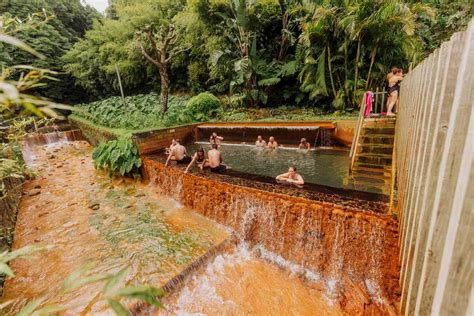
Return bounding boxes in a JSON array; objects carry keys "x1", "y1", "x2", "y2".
[{"x1": 349, "y1": 95, "x2": 367, "y2": 172}]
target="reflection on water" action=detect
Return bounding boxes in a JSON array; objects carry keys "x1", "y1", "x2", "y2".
[
  {"x1": 3, "y1": 141, "x2": 228, "y2": 314},
  {"x1": 189, "y1": 143, "x2": 352, "y2": 189},
  {"x1": 161, "y1": 244, "x2": 343, "y2": 315}
]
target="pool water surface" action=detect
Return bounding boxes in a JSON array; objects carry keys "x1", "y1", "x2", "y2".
[{"x1": 188, "y1": 143, "x2": 366, "y2": 191}]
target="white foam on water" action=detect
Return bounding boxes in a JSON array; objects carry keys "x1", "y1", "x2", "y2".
[
  {"x1": 198, "y1": 125, "x2": 324, "y2": 130},
  {"x1": 193, "y1": 141, "x2": 317, "y2": 151},
  {"x1": 172, "y1": 244, "x2": 252, "y2": 314},
  {"x1": 255, "y1": 244, "x2": 322, "y2": 282},
  {"x1": 364, "y1": 279, "x2": 384, "y2": 303}
]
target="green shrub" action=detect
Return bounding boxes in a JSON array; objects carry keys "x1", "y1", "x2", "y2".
[
  {"x1": 162, "y1": 100, "x2": 193, "y2": 126},
  {"x1": 186, "y1": 92, "x2": 220, "y2": 121},
  {"x1": 92, "y1": 137, "x2": 142, "y2": 177}
]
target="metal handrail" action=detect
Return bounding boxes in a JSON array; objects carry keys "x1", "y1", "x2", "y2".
[
  {"x1": 349, "y1": 97, "x2": 366, "y2": 172},
  {"x1": 349, "y1": 90, "x2": 387, "y2": 172}
]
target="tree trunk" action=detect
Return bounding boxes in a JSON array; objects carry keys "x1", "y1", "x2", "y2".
[
  {"x1": 159, "y1": 69, "x2": 169, "y2": 117},
  {"x1": 353, "y1": 38, "x2": 362, "y2": 105},
  {"x1": 327, "y1": 46, "x2": 337, "y2": 99},
  {"x1": 365, "y1": 46, "x2": 377, "y2": 90}
]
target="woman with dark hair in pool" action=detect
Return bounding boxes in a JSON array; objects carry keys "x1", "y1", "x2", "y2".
[
  {"x1": 184, "y1": 148, "x2": 209, "y2": 173},
  {"x1": 276, "y1": 166, "x2": 304, "y2": 186}
]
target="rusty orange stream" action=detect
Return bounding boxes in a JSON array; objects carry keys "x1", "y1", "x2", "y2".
[
  {"x1": 3, "y1": 141, "x2": 228, "y2": 314},
  {"x1": 4, "y1": 140, "x2": 346, "y2": 315}
]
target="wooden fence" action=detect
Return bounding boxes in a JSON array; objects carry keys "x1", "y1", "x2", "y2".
[{"x1": 394, "y1": 21, "x2": 473, "y2": 315}]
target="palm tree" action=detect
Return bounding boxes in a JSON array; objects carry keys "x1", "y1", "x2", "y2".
[{"x1": 296, "y1": 0, "x2": 434, "y2": 111}]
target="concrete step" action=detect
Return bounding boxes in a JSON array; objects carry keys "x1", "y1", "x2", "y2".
[
  {"x1": 359, "y1": 143, "x2": 394, "y2": 148},
  {"x1": 351, "y1": 172, "x2": 391, "y2": 182},
  {"x1": 351, "y1": 165, "x2": 392, "y2": 174},
  {"x1": 357, "y1": 155, "x2": 392, "y2": 166},
  {"x1": 358, "y1": 144, "x2": 393, "y2": 155},
  {"x1": 352, "y1": 167, "x2": 391, "y2": 176},
  {"x1": 354, "y1": 162, "x2": 392, "y2": 170},
  {"x1": 360, "y1": 135, "x2": 394, "y2": 145},
  {"x1": 357, "y1": 153, "x2": 393, "y2": 159},
  {"x1": 351, "y1": 180, "x2": 391, "y2": 194},
  {"x1": 362, "y1": 127, "x2": 395, "y2": 135}
]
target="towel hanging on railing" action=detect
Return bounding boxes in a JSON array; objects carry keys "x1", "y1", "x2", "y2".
[{"x1": 363, "y1": 91, "x2": 374, "y2": 117}]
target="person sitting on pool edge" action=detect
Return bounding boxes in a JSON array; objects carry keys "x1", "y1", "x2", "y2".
[
  {"x1": 298, "y1": 138, "x2": 311, "y2": 150},
  {"x1": 210, "y1": 132, "x2": 224, "y2": 148},
  {"x1": 165, "y1": 139, "x2": 177, "y2": 160},
  {"x1": 165, "y1": 139, "x2": 192, "y2": 166},
  {"x1": 267, "y1": 136, "x2": 278, "y2": 149},
  {"x1": 276, "y1": 166, "x2": 304, "y2": 186},
  {"x1": 184, "y1": 148, "x2": 209, "y2": 173},
  {"x1": 255, "y1": 135, "x2": 266, "y2": 147},
  {"x1": 208, "y1": 143, "x2": 229, "y2": 173}
]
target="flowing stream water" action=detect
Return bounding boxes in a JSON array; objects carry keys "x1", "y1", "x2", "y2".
[
  {"x1": 4, "y1": 141, "x2": 228, "y2": 314},
  {"x1": 160, "y1": 244, "x2": 343, "y2": 315},
  {"x1": 3, "y1": 140, "x2": 344, "y2": 315}
]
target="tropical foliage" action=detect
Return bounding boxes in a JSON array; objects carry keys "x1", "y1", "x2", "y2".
[
  {"x1": 61, "y1": 0, "x2": 471, "y2": 112},
  {"x1": 0, "y1": 0, "x2": 99, "y2": 103},
  {"x1": 296, "y1": 0, "x2": 436, "y2": 112},
  {"x1": 92, "y1": 137, "x2": 142, "y2": 177},
  {"x1": 74, "y1": 93, "x2": 190, "y2": 130},
  {"x1": 0, "y1": 245, "x2": 165, "y2": 314}
]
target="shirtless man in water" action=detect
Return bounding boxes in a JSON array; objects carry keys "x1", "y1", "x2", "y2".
[
  {"x1": 267, "y1": 136, "x2": 278, "y2": 149},
  {"x1": 276, "y1": 166, "x2": 304, "y2": 186},
  {"x1": 208, "y1": 144, "x2": 228, "y2": 173},
  {"x1": 209, "y1": 132, "x2": 223, "y2": 148},
  {"x1": 255, "y1": 135, "x2": 266, "y2": 147},
  {"x1": 165, "y1": 139, "x2": 191, "y2": 166}
]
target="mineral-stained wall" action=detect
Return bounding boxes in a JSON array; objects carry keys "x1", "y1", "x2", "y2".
[{"x1": 143, "y1": 158, "x2": 400, "y2": 300}]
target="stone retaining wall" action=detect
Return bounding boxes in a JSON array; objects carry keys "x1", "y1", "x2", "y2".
[
  {"x1": 0, "y1": 176, "x2": 23, "y2": 294},
  {"x1": 333, "y1": 120, "x2": 356, "y2": 147},
  {"x1": 132, "y1": 124, "x2": 200, "y2": 155},
  {"x1": 0, "y1": 177, "x2": 22, "y2": 253},
  {"x1": 69, "y1": 116, "x2": 121, "y2": 146}
]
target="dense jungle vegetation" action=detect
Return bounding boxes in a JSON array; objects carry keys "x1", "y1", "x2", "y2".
[{"x1": 1, "y1": 0, "x2": 472, "y2": 124}]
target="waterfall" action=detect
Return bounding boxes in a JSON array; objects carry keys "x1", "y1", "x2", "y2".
[
  {"x1": 326, "y1": 215, "x2": 345, "y2": 297},
  {"x1": 143, "y1": 158, "x2": 400, "y2": 303},
  {"x1": 321, "y1": 128, "x2": 332, "y2": 146}
]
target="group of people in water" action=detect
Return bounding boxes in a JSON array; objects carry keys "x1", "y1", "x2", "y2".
[{"x1": 164, "y1": 132, "x2": 306, "y2": 186}]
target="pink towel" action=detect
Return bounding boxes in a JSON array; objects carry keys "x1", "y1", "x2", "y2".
[{"x1": 363, "y1": 91, "x2": 373, "y2": 117}]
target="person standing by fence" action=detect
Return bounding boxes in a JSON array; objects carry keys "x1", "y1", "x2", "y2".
[{"x1": 386, "y1": 67, "x2": 404, "y2": 116}]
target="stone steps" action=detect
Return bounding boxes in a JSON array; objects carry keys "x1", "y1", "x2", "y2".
[
  {"x1": 358, "y1": 144, "x2": 394, "y2": 155},
  {"x1": 351, "y1": 117, "x2": 396, "y2": 193},
  {"x1": 353, "y1": 162, "x2": 392, "y2": 170}
]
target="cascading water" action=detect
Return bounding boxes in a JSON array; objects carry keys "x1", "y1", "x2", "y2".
[
  {"x1": 143, "y1": 157, "x2": 401, "y2": 313},
  {"x1": 326, "y1": 215, "x2": 345, "y2": 297},
  {"x1": 162, "y1": 243, "x2": 344, "y2": 315}
]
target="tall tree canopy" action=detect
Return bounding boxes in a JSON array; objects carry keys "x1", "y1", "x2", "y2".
[
  {"x1": 0, "y1": 0, "x2": 99, "y2": 103},
  {"x1": 63, "y1": 0, "x2": 186, "y2": 99},
  {"x1": 61, "y1": 0, "x2": 472, "y2": 110}
]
